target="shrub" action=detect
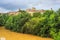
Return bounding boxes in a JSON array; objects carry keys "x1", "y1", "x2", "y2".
[
  {"x1": 33, "y1": 12, "x2": 41, "y2": 17},
  {"x1": 0, "y1": 13, "x2": 9, "y2": 26},
  {"x1": 54, "y1": 32, "x2": 60, "y2": 40},
  {"x1": 0, "y1": 14, "x2": 4, "y2": 26},
  {"x1": 50, "y1": 28, "x2": 60, "y2": 40},
  {"x1": 21, "y1": 17, "x2": 50, "y2": 37},
  {"x1": 21, "y1": 17, "x2": 41, "y2": 34},
  {"x1": 5, "y1": 12, "x2": 31, "y2": 32}
]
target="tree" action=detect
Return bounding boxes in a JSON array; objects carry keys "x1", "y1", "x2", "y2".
[
  {"x1": 5, "y1": 12, "x2": 31, "y2": 32},
  {"x1": 0, "y1": 13, "x2": 9, "y2": 26},
  {"x1": 33, "y1": 12, "x2": 41, "y2": 17}
]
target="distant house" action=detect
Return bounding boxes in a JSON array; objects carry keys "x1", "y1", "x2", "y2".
[
  {"x1": 26, "y1": 7, "x2": 45, "y2": 16},
  {"x1": 8, "y1": 7, "x2": 45, "y2": 16},
  {"x1": 26, "y1": 7, "x2": 36, "y2": 13},
  {"x1": 8, "y1": 9, "x2": 21, "y2": 15},
  {"x1": 8, "y1": 11, "x2": 19, "y2": 15}
]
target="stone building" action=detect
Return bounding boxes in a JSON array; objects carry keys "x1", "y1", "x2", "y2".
[
  {"x1": 8, "y1": 7, "x2": 45, "y2": 16},
  {"x1": 8, "y1": 11, "x2": 19, "y2": 15},
  {"x1": 26, "y1": 7, "x2": 45, "y2": 16},
  {"x1": 8, "y1": 9, "x2": 21, "y2": 15}
]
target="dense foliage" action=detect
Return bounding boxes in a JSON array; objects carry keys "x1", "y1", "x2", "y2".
[
  {"x1": 0, "y1": 9, "x2": 60, "y2": 40},
  {"x1": 0, "y1": 13, "x2": 9, "y2": 26},
  {"x1": 5, "y1": 12, "x2": 31, "y2": 32}
]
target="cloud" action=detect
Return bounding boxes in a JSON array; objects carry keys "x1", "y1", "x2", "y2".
[
  {"x1": 0, "y1": 7, "x2": 10, "y2": 13},
  {"x1": 0, "y1": 0, "x2": 60, "y2": 12}
]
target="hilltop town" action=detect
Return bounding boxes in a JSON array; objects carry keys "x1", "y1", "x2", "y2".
[{"x1": 0, "y1": 7, "x2": 45, "y2": 16}]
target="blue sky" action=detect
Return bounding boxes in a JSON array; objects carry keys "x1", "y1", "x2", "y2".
[{"x1": 0, "y1": 0, "x2": 60, "y2": 12}]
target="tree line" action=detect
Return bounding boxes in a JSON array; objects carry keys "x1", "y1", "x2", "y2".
[{"x1": 0, "y1": 9, "x2": 60, "y2": 40}]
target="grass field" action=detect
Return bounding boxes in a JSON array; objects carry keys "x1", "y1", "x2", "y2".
[{"x1": 0, "y1": 26, "x2": 53, "y2": 40}]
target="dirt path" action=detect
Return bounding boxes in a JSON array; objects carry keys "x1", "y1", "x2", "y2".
[{"x1": 0, "y1": 27, "x2": 53, "y2": 40}]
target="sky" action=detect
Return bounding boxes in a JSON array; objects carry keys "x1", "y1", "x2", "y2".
[{"x1": 0, "y1": 0, "x2": 60, "y2": 13}]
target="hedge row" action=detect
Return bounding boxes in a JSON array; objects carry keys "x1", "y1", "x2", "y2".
[{"x1": 0, "y1": 9, "x2": 60, "y2": 40}]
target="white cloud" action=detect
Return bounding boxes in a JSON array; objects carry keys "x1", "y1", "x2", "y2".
[
  {"x1": 0, "y1": 0, "x2": 60, "y2": 12},
  {"x1": 56, "y1": 0, "x2": 60, "y2": 3},
  {"x1": 0, "y1": 7, "x2": 10, "y2": 13}
]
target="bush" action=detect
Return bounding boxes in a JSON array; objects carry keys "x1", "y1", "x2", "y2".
[
  {"x1": 0, "y1": 14, "x2": 4, "y2": 26},
  {"x1": 5, "y1": 12, "x2": 31, "y2": 32},
  {"x1": 21, "y1": 17, "x2": 41, "y2": 34},
  {"x1": 0, "y1": 13, "x2": 9, "y2": 26},
  {"x1": 50, "y1": 28, "x2": 60, "y2": 40},
  {"x1": 33, "y1": 12, "x2": 42, "y2": 17},
  {"x1": 21, "y1": 17, "x2": 50, "y2": 37},
  {"x1": 5, "y1": 15, "x2": 14, "y2": 29},
  {"x1": 54, "y1": 32, "x2": 60, "y2": 40}
]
